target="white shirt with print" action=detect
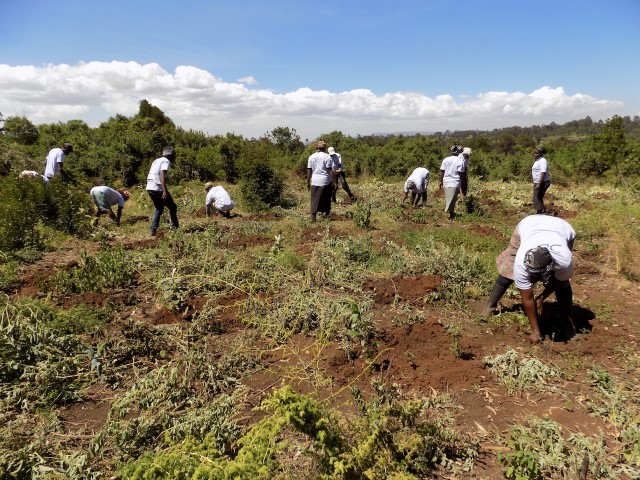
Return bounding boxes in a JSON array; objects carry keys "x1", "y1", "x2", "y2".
[
  {"x1": 513, "y1": 215, "x2": 575, "y2": 290},
  {"x1": 440, "y1": 155, "x2": 465, "y2": 188},
  {"x1": 307, "y1": 152, "x2": 333, "y2": 187},
  {"x1": 91, "y1": 186, "x2": 125, "y2": 208}
]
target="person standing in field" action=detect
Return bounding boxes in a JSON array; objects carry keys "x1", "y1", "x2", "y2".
[
  {"x1": 204, "y1": 182, "x2": 235, "y2": 218},
  {"x1": 328, "y1": 146, "x2": 356, "y2": 203},
  {"x1": 401, "y1": 167, "x2": 430, "y2": 207},
  {"x1": 43, "y1": 143, "x2": 73, "y2": 180},
  {"x1": 481, "y1": 214, "x2": 576, "y2": 344},
  {"x1": 439, "y1": 145, "x2": 466, "y2": 218},
  {"x1": 459, "y1": 147, "x2": 472, "y2": 196},
  {"x1": 532, "y1": 146, "x2": 551, "y2": 214},
  {"x1": 306, "y1": 140, "x2": 335, "y2": 222},
  {"x1": 146, "y1": 146, "x2": 179, "y2": 236},
  {"x1": 90, "y1": 186, "x2": 130, "y2": 226}
]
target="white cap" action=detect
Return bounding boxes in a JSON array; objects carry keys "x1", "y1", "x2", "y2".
[
  {"x1": 462, "y1": 147, "x2": 472, "y2": 155},
  {"x1": 327, "y1": 147, "x2": 336, "y2": 155}
]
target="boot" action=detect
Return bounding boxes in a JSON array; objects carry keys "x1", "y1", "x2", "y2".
[
  {"x1": 480, "y1": 280, "x2": 510, "y2": 317},
  {"x1": 555, "y1": 286, "x2": 576, "y2": 340}
]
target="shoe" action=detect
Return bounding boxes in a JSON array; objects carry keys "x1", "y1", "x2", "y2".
[{"x1": 150, "y1": 229, "x2": 157, "y2": 237}]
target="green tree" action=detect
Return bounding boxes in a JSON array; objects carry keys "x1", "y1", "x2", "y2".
[{"x1": 3, "y1": 116, "x2": 39, "y2": 145}]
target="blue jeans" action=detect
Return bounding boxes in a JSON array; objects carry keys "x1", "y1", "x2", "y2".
[{"x1": 147, "y1": 190, "x2": 179, "y2": 232}]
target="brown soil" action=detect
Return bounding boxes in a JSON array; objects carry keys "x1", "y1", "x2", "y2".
[{"x1": 11, "y1": 203, "x2": 640, "y2": 478}]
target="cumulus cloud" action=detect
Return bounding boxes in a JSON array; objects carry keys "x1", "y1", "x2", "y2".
[{"x1": 0, "y1": 61, "x2": 624, "y2": 139}]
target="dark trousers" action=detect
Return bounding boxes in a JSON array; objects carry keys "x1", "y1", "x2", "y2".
[
  {"x1": 148, "y1": 190, "x2": 179, "y2": 232},
  {"x1": 310, "y1": 184, "x2": 332, "y2": 220},
  {"x1": 533, "y1": 180, "x2": 551, "y2": 213},
  {"x1": 331, "y1": 171, "x2": 355, "y2": 202}
]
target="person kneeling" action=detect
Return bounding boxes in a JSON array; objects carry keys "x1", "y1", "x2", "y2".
[{"x1": 205, "y1": 182, "x2": 235, "y2": 218}]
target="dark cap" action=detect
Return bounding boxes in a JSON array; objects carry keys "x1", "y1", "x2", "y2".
[
  {"x1": 535, "y1": 146, "x2": 546, "y2": 155},
  {"x1": 62, "y1": 143, "x2": 73, "y2": 152}
]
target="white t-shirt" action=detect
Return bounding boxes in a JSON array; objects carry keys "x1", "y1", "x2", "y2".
[
  {"x1": 44, "y1": 148, "x2": 65, "y2": 178},
  {"x1": 146, "y1": 157, "x2": 171, "y2": 191},
  {"x1": 513, "y1": 215, "x2": 575, "y2": 289},
  {"x1": 307, "y1": 151, "x2": 333, "y2": 187},
  {"x1": 206, "y1": 186, "x2": 235, "y2": 210},
  {"x1": 532, "y1": 157, "x2": 550, "y2": 184},
  {"x1": 90, "y1": 186, "x2": 125, "y2": 208},
  {"x1": 330, "y1": 153, "x2": 344, "y2": 171},
  {"x1": 459, "y1": 153, "x2": 470, "y2": 170},
  {"x1": 404, "y1": 167, "x2": 429, "y2": 193},
  {"x1": 440, "y1": 155, "x2": 465, "y2": 188}
]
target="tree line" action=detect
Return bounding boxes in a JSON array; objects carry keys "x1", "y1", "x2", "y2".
[{"x1": 2, "y1": 100, "x2": 639, "y2": 191}]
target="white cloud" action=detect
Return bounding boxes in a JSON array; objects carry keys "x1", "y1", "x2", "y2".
[
  {"x1": 237, "y1": 76, "x2": 258, "y2": 85},
  {"x1": 0, "y1": 61, "x2": 624, "y2": 140}
]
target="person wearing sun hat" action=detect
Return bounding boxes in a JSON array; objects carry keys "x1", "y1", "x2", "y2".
[
  {"x1": 459, "y1": 147, "x2": 472, "y2": 196},
  {"x1": 306, "y1": 140, "x2": 335, "y2": 222},
  {"x1": 90, "y1": 185, "x2": 130, "y2": 226},
  {"x1": 481, "y1": 214, "x2": 576, "y2": 344},
  {"x1": 204, "y1": 182, "x2": 235, "y2": 218},
  {"x1": 328, "y1": 146, "x2": 356, "y2": 203}
]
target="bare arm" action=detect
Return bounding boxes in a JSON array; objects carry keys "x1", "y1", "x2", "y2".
[
  {"x1": 115, "y1": 206, "x2": 123, "y2": 226},
  {"x1": 520, "y1": 288, "x2": 542, "y2": 344},
  {"x1": 160, "y1": 170, "x2": 168, "y2": 199},
  {"x1": 306, "y1": 168, "x2": 312, "y2": 190}
]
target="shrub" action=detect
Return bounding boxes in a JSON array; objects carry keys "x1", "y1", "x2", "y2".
[
  {"x1": 238, "y1": 161, "x2": 284, "y2": 212},
  {"x1": 352, "y1": 199, "x2": 372, "y2": 229},
  {"x1": 0, "y1": 177, "x2": 44, "y2": 251}
]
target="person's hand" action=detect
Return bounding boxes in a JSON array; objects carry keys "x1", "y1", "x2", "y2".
[
  {"x1": 162, "y1": 190, "x2": 168, "y2": 199},
  {"x1": 527, "y1": 331, "x2": 542, "y2": 345}
]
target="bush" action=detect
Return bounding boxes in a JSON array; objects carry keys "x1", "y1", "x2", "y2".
[
  {"x1": 238, "y1": 161, "x2": 284, "y2": 212},
  {"x1": 0, "y1": 177, "x2": 44, "y2": 251}
]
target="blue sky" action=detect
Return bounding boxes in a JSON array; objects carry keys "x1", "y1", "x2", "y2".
[{"x1": 1, "y1": 0, "x2": 638, "y2": 140}]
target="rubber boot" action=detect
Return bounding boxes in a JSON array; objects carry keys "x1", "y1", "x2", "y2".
[
  {"x1": 555, "y1": 286, "x2": 576, "y2": 340},
  {"x1": 480, "y1": 278, "x2": 510, "y2": 317}
]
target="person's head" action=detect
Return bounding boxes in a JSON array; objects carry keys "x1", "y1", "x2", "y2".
[
  {"x1": 327, "y1": 146, "x2": 336, "y2": 155},
  {"x1": 524, "y1": 246, "x2": 553, "y2": 284},
  {"x1": 450, "y1": 144, "x2": 462, "y2": 155},
  {"x1": 462, "y1": 147, "x2": 472, "y2": 157},
  {"x1": 534, "y1": 146, "x2": 546, "y2": 158},
  {"x1": 316, "y1": 140, "x2": 327, "y2": 152},
  {"x1": 162, "y1": 145, "x2": 176, "y2": 160},
  {"x1": 117, "y1": 189, "x2": 131, "y2": 202},
  {"x1": 62, "y1": 143, "x2": 73, "y2": 154},
  {"x1": 204, "y1": 181, "x2": 214, "y2": 192}
]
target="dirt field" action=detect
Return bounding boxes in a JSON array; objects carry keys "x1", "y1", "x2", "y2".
[{"x1": 5, "y1": 185, "x2": 640, "y2": 479}]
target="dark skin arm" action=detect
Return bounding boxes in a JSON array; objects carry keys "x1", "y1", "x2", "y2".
[
  {"x1": 520, "y1": 288, "x2": 543, "y2": 344},
  {"x1": 439, "y1": 170, "x2": 445, "y2": 189},
  {"x1": 115, "y1": 206, "x2": 123, "y2": 226},
  {"x1": 306, "y1": 168, "x2": 312, "y2": 190}
]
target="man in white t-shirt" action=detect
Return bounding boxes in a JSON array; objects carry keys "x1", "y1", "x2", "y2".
[
  {"x1": 439, "y1": 145, "x2": 465, "y2": 218},
  {"x1": 204, "y1": 182, "x2": 235, "y2": 218},
  {"x1": 532, "y1": 146, "x2": 551, "y2": 214},
  {"x1": 146, "y1": 146, "x2": 179, "y2": 236},
  {"x1": 481, "y1": 215, "x2": 577, "y2": 344},
  {"x1": 90, "y1": 186, "x2": 130, "y2": 226},
  {"x1": 328, "y1": 147, "x2": 356, "y2": 203},
  {"x1": 43, "y1": 143, "x2": 73, "y2": 179},
  {"x1": 401, "y1": 167, "x2": 429, "y2": 207},
  {"x1": 306, "y1": 140, "x2": 335, "y2": 222},
  {"x1": 459, "y1": 147, "x2": 472, "y2": 196}
]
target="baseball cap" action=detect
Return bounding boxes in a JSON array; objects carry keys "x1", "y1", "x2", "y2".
[
  {"x1": 204, "y1": 182, "x2": 214, "y2": 190},
  {"x1": 462, "y1": 147, "x2": 472, "y2": 155},
  {"x1": 328, "y1": 147, "x2": 336, "y2": 155}
]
